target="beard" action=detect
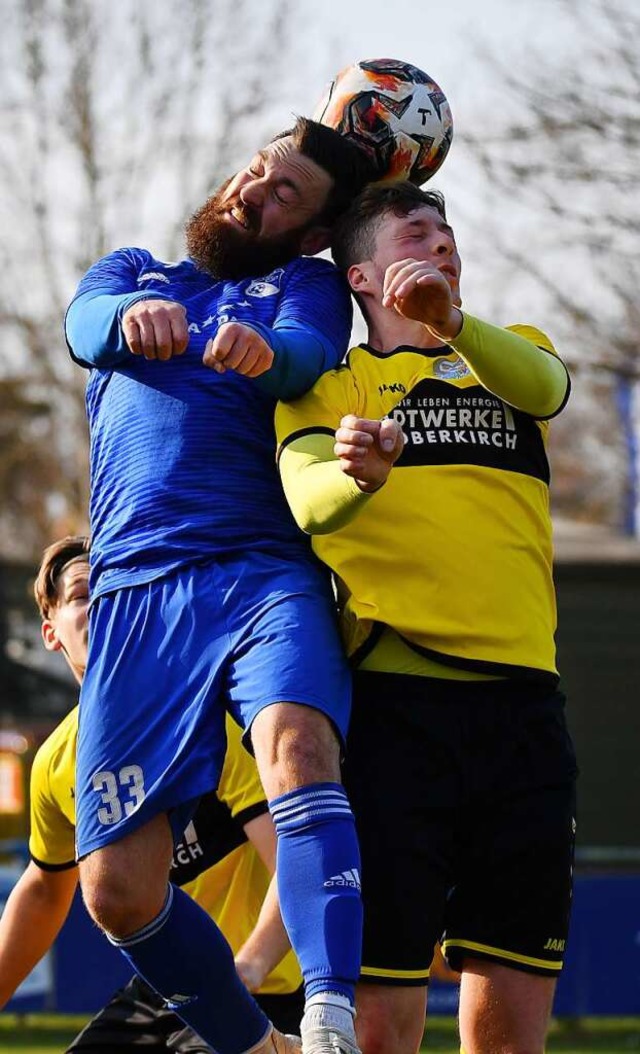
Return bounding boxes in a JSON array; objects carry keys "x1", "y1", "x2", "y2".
[{"x1": 185, "y1": 181, "x2": 310, "y2": 280}]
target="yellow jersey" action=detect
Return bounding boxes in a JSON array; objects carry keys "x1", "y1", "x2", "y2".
[{"x1": 276, "y1": 328, "x2": 563, "y2": 685}]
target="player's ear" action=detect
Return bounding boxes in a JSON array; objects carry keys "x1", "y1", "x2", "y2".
[
  {"x1": 299, "y1": 225, "x2": 331, "y2": 256},
  {"x1": 347, "y1": 261, "x2": 375, "y2": 297},
  {"x1": 41, "y1": 618, "x2": 62, "y2": 653}
]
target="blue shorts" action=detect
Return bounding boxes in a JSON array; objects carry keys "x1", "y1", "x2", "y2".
[{"x1": 75, "y1": 552, "x2": 350, "y2": 857}]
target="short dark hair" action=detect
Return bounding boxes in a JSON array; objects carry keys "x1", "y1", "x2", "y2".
[
  {"x1": 273, "y1": 117, "x2": 378, "y2": 227},
  {"x1": 331, "y1": 181, "x2": 448, "y2": 271},
  {"x1": 33, "y1": 535, "x2": 90, "y2": 619}
]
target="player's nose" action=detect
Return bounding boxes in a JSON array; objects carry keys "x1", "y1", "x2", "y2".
[
  {"x1": 432, "y1": 231, "x2": 455, "y2": 256},
  {"x1": 239, "y1": 178, "x2": 265, "y2": 209}
]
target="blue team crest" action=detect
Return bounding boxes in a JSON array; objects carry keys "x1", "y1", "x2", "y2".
[
  {"x1": 433, "y1": 355, "x2": 470, "y2": 379},
  {"x1": 245, "y1": 269, "x2": 284, "y2": 297}
]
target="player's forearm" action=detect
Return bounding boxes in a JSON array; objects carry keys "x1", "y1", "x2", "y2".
[
  {"x1": 279, "y1": 439, "x2": 374, "y2": 535},
  {"x1": 445, "y1": 312, "x2": 569, "y2": 417},
  {"x1": 234, "y1": 878, "x2": 291, "y2": 991},
  {"x1": 0, "y1": 863, "x2": 77, "y2": 1007},
  {"x1": 65, "y1": 291, "x2": 165, "y2": 368},
  {"x1": 248, "y1": 324, "x2": 341, "y2": 401}
]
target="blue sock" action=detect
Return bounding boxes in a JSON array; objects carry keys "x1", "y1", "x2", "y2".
[
  {"x1": 109, "y1": 884, "x2": 270, "y2": 1053},
  {"x1": 269, "y1": 782, "x2": 362, "y2": 1005}
]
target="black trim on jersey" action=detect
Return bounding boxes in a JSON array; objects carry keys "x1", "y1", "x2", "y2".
[
  {"x1": 171, "y1": 790, "x2": 249, "y2": 886},
  {"x1": 276, "y1": 426, "x2": 335, "y2": 462},
  {"x1": 349, "y1": 622, "x2": 386, "y2": 669},
  {"x1": 352, "y1": 342, "x2": 450, "y2": 361},
  {"x1": 534, "y1": 347, "x2": 572, "y2": 421},
  {"x1": 31, "y1": 855, "x2": 76, "y2": 872},
  {"x1": 350, "y1": 621, "x2": 559, "y2": 688},
  {"x1": 403, "y1": 634, "x2": 560, "y2": 688},
  {"x1": 234, "y1": 800, "x2": 269, "y2": 828}
]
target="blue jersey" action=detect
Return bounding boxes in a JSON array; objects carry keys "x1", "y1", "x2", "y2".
[{"x1": 65, "y1": 249, "x2": 352, "y2": 598}]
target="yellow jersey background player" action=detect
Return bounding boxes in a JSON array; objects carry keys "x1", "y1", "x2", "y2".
[
  {"x1": 0, "y1": 536, "x2": 302, "y2": 1051},
  {"x1": 276, "y1": 182, "x2": 577, "y2": 1054}
]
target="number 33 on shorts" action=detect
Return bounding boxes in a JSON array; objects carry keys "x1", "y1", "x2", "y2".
[{"x1": 92, "y1": 765, "x2": 146, "y2": 825}]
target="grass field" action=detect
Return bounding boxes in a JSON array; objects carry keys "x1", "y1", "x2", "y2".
[{"x1": 1, "y1": 1016, "x2": 640, "y2": 1054}]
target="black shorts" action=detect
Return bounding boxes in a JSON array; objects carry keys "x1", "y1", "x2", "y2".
[
  {"x1": 342, "y1": 672, "x2": 578, "y2": 986},
  {"x1": 65, "y1": 975, "x2": 305, "y2": 1052}
]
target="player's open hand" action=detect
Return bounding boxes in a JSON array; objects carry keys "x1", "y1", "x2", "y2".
[
  {"x1": 203, "y1": 322, "x2": 275, "y2": 377},
  {"x1": 334, "y1": 415, "x2": 405, "y2": 492},
  {"x1": 382, "y1": 259, "x2": 462, "y2": 340},
  {"x1": 121, "y1": 299, "x2": 189, "y2": 361}
]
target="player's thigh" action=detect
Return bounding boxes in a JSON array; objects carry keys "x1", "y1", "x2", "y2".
[
  {"x1": 459, "y1": 959, "x2": 556, "y2": 1054},
  {"x1": 344, "y1": 673, "x2": 461, "y2": 985},
  {"x1": 224, "y1": 551, "x2": 351, "y2": 746},
  {"x1": 77, "y1": 571, "x2": 230, "y2": 858},
  {"x1": 356, "y1": 983, "x2": 427, "y2": 1054}
]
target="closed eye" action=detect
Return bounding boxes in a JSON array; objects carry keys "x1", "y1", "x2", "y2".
[{"x1": 273, "y1": 188, "x2": 294, "y2": 206}]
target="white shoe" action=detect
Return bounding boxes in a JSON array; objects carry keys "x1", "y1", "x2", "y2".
[{"x1": 301, "y1": 1026, "x2": 361, "y2": 1054}]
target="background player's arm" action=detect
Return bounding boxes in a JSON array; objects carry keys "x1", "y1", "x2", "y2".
[
  {"x1": 278, "y1": 418, "x2": 403, "y2": 535},
  {"x1": 0, "y1": 861, "x2": 78, "y2": 1008},
  {"x1": 233, "y1": 813, "x2": 291, "y2": 992},
  {"x1": 384, "y1": 259, "x2": 569, "y2": 417}
]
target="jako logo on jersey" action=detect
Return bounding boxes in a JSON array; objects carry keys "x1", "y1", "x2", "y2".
[
  {"x1": 378, "y1": 382, "x2": 407, "y2": 396},
  {"x1": 137, "y1": 271, "x2": 171, "y2": 284},
  {"x1": 433, "y1": 355, "x2": 470, "y2": 379},
  {"x1": 543, "y1": 938, "x2": 565, "y2": 951},
  {"x1": 324, "y1": 868, "x2": 361, "y2": 891},
  {"x1": 245, "y1": 269, "x2": 284, "y2": 297}
]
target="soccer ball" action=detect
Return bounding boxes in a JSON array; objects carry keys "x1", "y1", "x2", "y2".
[{"x1": 312, "y1": 58, "x2": 453, "y2": 186}]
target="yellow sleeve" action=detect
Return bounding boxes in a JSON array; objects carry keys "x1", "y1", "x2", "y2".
[
  {"x1": 449, "y1": 314, "x2": 570, "y2": 419},
  {"x1": 28, "y1": 711, "x2": 77, "y2": 869},
  {"x1": 279, "y1": 434, "x2": 375, "y2": 535},
  {"x1": 217, "y1": 715, "x2": 266, "y2": 821},
  {"x1": 276, "y1": 362, "x2": 374, "y2": 534}
]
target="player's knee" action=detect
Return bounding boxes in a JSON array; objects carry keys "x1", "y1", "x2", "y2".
[
  {"x1": 253, "y1": 703, "x2": 341, "y2": 794},
  {"x1": 79, "y1": 853, "x2": 165, "y2": 938},
  {"x1": 357, "y1": 1011, "x2": 412, "y2": 1054},
  {"x1": 356, "y1": 985, "x2": 427, "y2": 1054}
]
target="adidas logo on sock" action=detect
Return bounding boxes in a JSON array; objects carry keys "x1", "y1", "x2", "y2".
[{"x1": 324, "y1": 868, "x2": 361, "y2": 890}]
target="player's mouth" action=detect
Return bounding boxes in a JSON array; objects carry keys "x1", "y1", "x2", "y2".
[
  {"x1": 438, "y1": 263, "x2": 458, "y2": 280},
  {"x1": 227, "y1": 204, "x2": 258, "y2": 234}
]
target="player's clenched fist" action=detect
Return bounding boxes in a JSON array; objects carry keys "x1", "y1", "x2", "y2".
[
  {"x1": 382, "y1": 258, "x2": 462, "y2": 340},
  {"x1": 203, "y1": 322, "x2": 274, "y2": 377},
  {"x1": 121, "y1": 300, "x2": 189, "y2": 361},
  {"x1": 334, "y1": 415, "x2": 405, "y2": 493}
]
